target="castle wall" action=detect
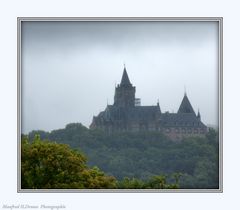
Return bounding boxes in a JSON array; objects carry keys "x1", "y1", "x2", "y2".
[
  {"x1": 162, "y1": 127, "x2": 208, "y2": 141},
  {"x1": 91, "y1": 117, "x2": 208, "y2": 141}
]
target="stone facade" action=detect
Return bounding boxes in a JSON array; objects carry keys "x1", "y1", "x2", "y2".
[{"x1": 90, "y1": 66, "x2": 208, "y2": 140}]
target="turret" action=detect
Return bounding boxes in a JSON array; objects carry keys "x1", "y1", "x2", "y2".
[
  {"x1": 177, "y1": 92, "x2": 196, "y2": 115},
  {"x1": 197, "y1": 109, "x2": 201, "y2": 120},
  {"x1": 157, "y1": 99, "x2": 161, "y2": 114}
]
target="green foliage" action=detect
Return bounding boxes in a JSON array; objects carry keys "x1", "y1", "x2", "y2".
[
  {"x1": 21, "y1": 135, "x2": 117, "y2": 189},
  {"x1": 117, "y1": 173, "x2": 181, "y2": 189},
  {"x1": 147, "y1": 175, "x2": 172, "y2": 189},
  {"x1": 117, "y1": 177, "x2": 145, "y2": 189},
  {"x1": 26, "y1": 123, "x2": 219, "y2": 189}
]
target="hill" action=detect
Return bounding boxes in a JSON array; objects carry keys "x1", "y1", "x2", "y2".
[{"x1": 27, "y1": 123, "x2": 219, "y2": 189}]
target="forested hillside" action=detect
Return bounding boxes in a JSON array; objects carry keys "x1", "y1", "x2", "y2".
[
  {"x1": 27, "y1": 123, "x2": 219, "y2": 189},
  {"x1": 21, "y1": 135, "x2": 180, "y2": 189}
]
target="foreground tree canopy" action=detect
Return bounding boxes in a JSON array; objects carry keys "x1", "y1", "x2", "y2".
[
  {"x1": 22, "y1": 135, "x2": 180, "y2": 189},
  {"x1": 26, "y1": 123, "x2": 219, "y2": 189},
  {"x1": 21, "y1": 135, "x2": 117, "y2": 189}
]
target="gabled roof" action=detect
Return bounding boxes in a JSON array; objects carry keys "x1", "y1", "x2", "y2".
[
  {"x1": 177, "y1": 94, "x2": 196, "y2": 114},
  {"x1": 120, "y1": 66, "x2": 131, "y2": 86},
  {"x1": 99, "y1": 105, "x2": 160, "y2": 122},
  {"x1": 129, "y1": 106, "x2": 160, "y2": 121}
]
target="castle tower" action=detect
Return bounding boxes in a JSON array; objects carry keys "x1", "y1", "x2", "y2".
[
  {"x1": 177, "y1": 92, "x2": 196, "y2": 115},
  {"x1": 114, "y1": 65, "x2": 136, "y2": 107}
]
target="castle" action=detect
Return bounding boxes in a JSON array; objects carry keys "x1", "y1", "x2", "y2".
[{"x1": 90, "y1": 66, "x2": 208, "y2": 140}]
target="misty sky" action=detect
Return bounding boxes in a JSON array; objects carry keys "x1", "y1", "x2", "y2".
[{"x1": 21, "y1": 21, "x2": 219, "y2": 133}]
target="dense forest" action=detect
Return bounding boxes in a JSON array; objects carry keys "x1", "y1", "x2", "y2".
[
  {"x1": 24, "y1": 123, "x2": 219, "y2": 189},
  {"x1": 22, "y1": 135, "x2": 180, "y2": 189}
]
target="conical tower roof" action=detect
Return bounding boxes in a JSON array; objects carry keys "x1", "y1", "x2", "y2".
[
  {"x1": 120, "y1": 65, "x2": 131, "y2": 86},
  {"x1": 177, "y1": 93, "x2": 196, "y2": 114}
]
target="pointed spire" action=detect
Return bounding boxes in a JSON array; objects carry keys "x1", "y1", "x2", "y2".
[
  {"x1": 177, "y1": 93, "x2": 196, "y2": 114},
  {"x1": 120, "y1": 64, "x2": 131, "y2": 86},
  {"x1": 197, "y1": 109, "x2": 201, "y2": 119},
  {"x1": 157, "y1": 99, "x2": 161, "y2": 113}
]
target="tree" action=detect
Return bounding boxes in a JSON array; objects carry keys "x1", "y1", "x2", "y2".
[
  {"x1": 26, "y1": 125, "x2": 219, "y2": 189},
  {"x1": 117, "y1": 174, "x2": 181, "y2": 189},
  {"x1": 146, "y1": 175, "x2": 179, "y2": 189},
  {"x1": 117, "y1": 177, "x2": 144, "y2": 189},
  {"x1": 21, "y1": 135, "x2": 117, "y2": 189}
]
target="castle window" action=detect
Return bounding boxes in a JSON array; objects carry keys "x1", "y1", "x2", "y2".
[
  {"x1": 175, "y1": 128, "x2": 179, "y2": 133},
  {"x1": 188, "y1": 128, "x2": 192, "y2": 134},
  {"x1": 182, "y1": 128, "x2": 186, "y2": 133},
  {"x1": 194, "y1": 128, "x2": 198, "y2": 133}
]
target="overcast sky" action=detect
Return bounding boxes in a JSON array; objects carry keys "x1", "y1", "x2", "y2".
[{"x1": 21, "y1": 21, "x2": 219, "y2": 133}]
